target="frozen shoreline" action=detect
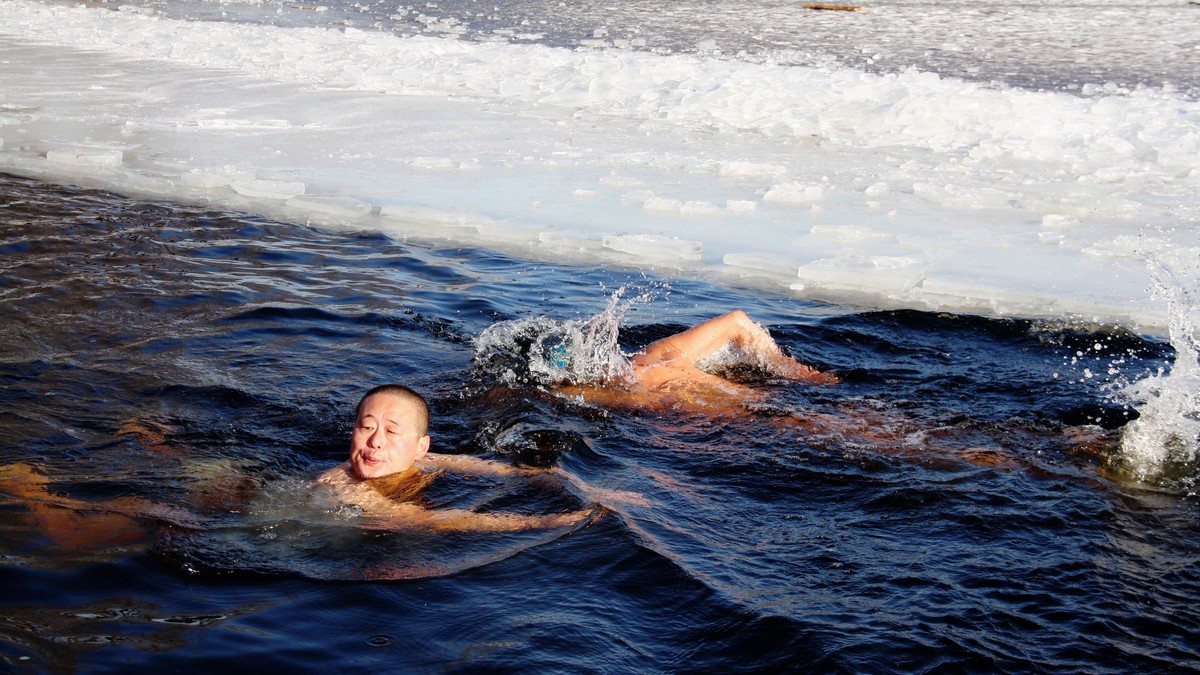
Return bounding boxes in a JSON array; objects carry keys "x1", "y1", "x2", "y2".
[{"x1": 2, "y1": 0, "x2": 1198, "y2": 335}]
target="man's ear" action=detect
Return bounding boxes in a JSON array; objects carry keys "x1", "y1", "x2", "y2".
[{"x1": 416, "y1": 434, "x2": 431, "y2": 459}]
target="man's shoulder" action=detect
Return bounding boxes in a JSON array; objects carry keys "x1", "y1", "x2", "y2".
[{"x1": 315, "y1": 461, "x2": 353, "y2": 486}]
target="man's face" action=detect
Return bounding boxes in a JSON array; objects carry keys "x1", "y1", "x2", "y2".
[{"x1": 349, "y1": 392, "x2": 430, "y2": 479}]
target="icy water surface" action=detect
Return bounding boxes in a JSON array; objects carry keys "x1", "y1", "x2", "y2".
[{"x1": 1, "y1": 174, "x2": 1198, "y2": 671}]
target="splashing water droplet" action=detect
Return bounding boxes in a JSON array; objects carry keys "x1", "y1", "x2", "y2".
[
  {"x1": 473, "y1": 286, "x2": 646, "y2": 388},
  {"x1": 366, "y1": 634, "x2": 395, "y2": 648},
  {"x1": 1114, "y1": 242, "x2": 1200, "y2": 483}
]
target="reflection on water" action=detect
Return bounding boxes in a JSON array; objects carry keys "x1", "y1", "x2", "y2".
[
  {"x1": 1, "y1": 173, "x2": 1198, "y2": 672},
  {"x1": 0, "y1": 595, "x2": 261, "y2": 672}
]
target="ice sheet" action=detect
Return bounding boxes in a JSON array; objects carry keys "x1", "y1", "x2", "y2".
[{"x1": 1, "y1": 0, "x2": 1198, "y2": 335}]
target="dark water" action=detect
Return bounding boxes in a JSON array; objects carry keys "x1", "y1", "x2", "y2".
[{"x1": 1, "y1": 172, "x2": 1198, "y2": 673}]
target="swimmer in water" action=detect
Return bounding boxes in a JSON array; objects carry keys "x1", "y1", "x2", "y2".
[
  {"x1": 534, "y1": 311, "x2": 1081, "y2": 468},
  {"x1": 0, "y1": 386, "x2": 591, "y2": 552},
  {"x1": 0, "y1": 463, "x2": 151, "y2": 551},
  {"x1": 554, "y1": 310, "x2": 838, "y2": 409},
  {"x1": 0, "y1": 458, "x2": 203, "y2": 552},
  {"x1": 316, "y1": 383, "x2": 595, "y2": 531}
]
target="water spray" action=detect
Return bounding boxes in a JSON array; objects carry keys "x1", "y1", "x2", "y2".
[{"x1": 1114, "y1": 242, "x2": 1200, "y2": 482}]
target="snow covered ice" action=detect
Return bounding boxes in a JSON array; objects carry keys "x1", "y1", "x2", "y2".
[{"x1": 1, "y1": 0, "x2": 1199, "y2": 333}]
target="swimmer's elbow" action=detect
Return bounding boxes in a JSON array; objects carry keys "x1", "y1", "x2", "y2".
[{"x1": 816, "y1": 371, "x2": 840, "y2": 385}]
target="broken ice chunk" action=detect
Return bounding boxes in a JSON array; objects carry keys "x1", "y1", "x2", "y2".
[
  {"x1": 711, "y1": 161, "x2": 787, "y2": 178},
  {"x1": 794, "y1": 255, "x2": 928, "y2": 293},
  {"x1": 46, "y1": 148, "x2": 123, "y2": 167},
  {"x1": 379, "y1": 204, "x2": 492, "y2": 229},
  {"x1": 285, "y1": 194, "x2": 373, "y2": 218},
  {"x1": 181, "y1": 166, "x2": 254, "y2": 189},
  {"x1": 864, "y1": 182, "x2": 890, "y2": 197},
  {"x1": 477, "y1": 219, "x2": 552, "y2": 244},
  {"x1": 539, "y1": 230, "x2": 606, "y2": 254},
  {"x1": 598, "y1": 175, "x2": 644, "y2": 189},
  {"x1": 409, "y1": 157, "x2": 458, "y2": 170},
  {"x1": 195, "y1": 118, "x2": 291, "y2": 130},
  {"x1": 723, "y1": 253, "x2": 800, "y2": 278},
  {"x1": 763, "y1": 182, "x2": 824, "y2": 204},
  {"x1": 679, "y1": 201, "x2": 724, "y2": 217},
  {"x1": 809, "y1": 225, "x2": 894, "y2": 245},
  {"x1": 642, "y1": 196, "x2": 683, "y2": 215},
  {"x1": 602, "y1": 234, "x2": 702, "y2": 262},
  {"x1": 231, "y1": 178, "x2": 305, "y2": 200},
  {"x1": 1041, "y1": 214, "x2": 1080, "y2": 230},
  {"x1": 571, "y1": 189, "x2": 603, "y2": 201}
]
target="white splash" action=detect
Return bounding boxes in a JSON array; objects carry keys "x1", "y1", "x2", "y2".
[
  {"x1": 1116, "y1": 242, "x2": 1200, "y2": 482},
  {"x1": 473, "y1": 287, "x2": 652, "y2": 388}
]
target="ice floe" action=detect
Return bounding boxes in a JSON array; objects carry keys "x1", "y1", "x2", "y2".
[{"x1": 0, "y1": 0, "x2": 1197, "y2": 334}]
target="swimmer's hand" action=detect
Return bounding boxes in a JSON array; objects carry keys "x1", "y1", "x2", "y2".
[
  {"x1": 773, "y1": 357, "x2": 839, "y2": 384},
  {"x1": 531, "y1": 505, "x2": 602, "y2": 529},
  {"x1": 550, "y1": 468, "x2": 651, "y2": 509}
]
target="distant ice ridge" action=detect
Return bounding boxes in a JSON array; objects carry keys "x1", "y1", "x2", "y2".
[{"x1": 3, "y1": 0, "x2": 1198, "y2": 181}]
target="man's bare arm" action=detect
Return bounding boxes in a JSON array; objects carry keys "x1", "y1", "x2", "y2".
[
  {"x1": 352, "y1": 502, "x2": 596, "y2": 532},
  {"x1": 315, "y1": 459, "x2": 596, "y2": 532},
  {"x1": 416, "y1": 452, "x2": 529, "y2": 477}
]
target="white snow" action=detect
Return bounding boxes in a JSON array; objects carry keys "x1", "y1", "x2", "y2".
[{"x1": 1, "y1": 0, "x2": 1198, "y2": 334}]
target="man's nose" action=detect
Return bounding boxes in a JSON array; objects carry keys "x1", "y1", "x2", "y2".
[{"x1": 368, "y1": 429, "x2": 385, "y2": 448}]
